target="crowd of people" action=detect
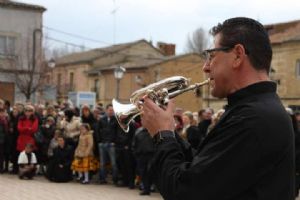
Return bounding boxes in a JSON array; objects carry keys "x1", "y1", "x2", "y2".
[{"x1": 0, "y1": 98, "x2": 229, "y2": 196}]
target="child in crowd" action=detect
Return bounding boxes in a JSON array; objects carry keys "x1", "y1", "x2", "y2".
[
  {"x1": 71, "y1": 124, "x2": 99, "y2": 184},
  {"x1": 17, "y1": 143, "x2": 37, "y2": 179}
]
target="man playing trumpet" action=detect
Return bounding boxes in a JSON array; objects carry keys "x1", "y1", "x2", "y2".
[{"x1": 141, "y1": 17, "x2": 295, "y2": 200}]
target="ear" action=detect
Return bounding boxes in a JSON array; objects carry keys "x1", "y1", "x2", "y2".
[{"x1": 232, "y1": 44, "x2": 247, "y2": 69}]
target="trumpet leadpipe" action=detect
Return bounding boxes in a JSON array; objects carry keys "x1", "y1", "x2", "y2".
[{"x1": 168, "y1": 79, "x2": 210, "y2": 99}]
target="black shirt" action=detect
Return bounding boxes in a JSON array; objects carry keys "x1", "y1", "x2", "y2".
[{"x1": 150, "y1": 81, "x2": 295, "y2": 200}]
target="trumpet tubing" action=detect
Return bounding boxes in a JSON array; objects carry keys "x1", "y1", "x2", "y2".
[{"x1": 113, "y1": 76, "x2": 210, "y2": 133}]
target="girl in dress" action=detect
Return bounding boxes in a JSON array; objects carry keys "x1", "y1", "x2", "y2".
[{"x1": 71, "y1": 123, "x2": 99, "y2": 184}]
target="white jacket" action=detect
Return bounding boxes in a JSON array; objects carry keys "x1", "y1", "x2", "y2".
[{"x1": 18, "y1": 151, "x2": 37, "y2": 164}]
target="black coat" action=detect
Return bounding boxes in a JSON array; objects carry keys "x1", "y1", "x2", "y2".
[
  {"x1": 132, "y1": 127, "x2": 155, "y2": 158},
  {"x1": 186, "y1": 125, "x2": 201, "y2": 150},
  {"x1": 46, "y1": 145, "x2": 73, "y2": 182},
  {"x1": 150, "y1": 82, "x2": 295, "y2": 200},
  {"x1": 96, "y1": 115, "x2": 118, "y2": 143}
]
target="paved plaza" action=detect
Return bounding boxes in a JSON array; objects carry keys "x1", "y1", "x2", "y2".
[{"x1": 0, "y1": 174, "x2": 163, "y2": 200}]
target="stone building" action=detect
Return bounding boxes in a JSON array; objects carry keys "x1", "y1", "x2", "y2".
[
  {"x1": 266, "y1": 20, "x2": 300, "y2": 112},
  {"x1": 49, "y1": 40, "x2": 207, "y2": 111},
  {"x1": 0, "y1": 0, "x2": 45, "y2": 104}
]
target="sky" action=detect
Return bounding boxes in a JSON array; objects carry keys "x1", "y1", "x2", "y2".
[{"x1": 17, "y1": 0, "x2": 300, "y2": 54}]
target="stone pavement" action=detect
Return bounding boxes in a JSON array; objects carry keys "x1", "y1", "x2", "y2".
[{"x1": 0, "y1": 174, "x2": 163, "y2": 200}]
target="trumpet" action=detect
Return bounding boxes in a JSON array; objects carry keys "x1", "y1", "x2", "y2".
[{"x1": 112, "y1": 76, "x2": 210, "y2": 132}]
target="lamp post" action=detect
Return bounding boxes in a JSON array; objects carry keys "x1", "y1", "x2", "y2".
[{"x1": 114, "y1": 66, "x2": 126, "y2": 100}]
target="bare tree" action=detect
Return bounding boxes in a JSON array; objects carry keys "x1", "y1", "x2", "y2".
[
  {"x1": 185, "y1": 27, "x2": 209, "y2": 53},
  {"x1": 9, "y1": 31, "x2": 48, "y2": 101}
]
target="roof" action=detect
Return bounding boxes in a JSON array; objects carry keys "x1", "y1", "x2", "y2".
[
  {"x1": 0, "y1": 0, "x2": 46, "y2": 12},
  {"x1": 265, "y1": 20, "x2": 300, "y2": 44},
  {"x1": 55, "y1": 39, "x2": 163, "y2": 66},
  {"x1": 86, "y1": 53, "x2": 202, "y2": 75}
]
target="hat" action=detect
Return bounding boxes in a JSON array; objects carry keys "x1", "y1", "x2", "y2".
[{"x1": 47, "y1": 116, "x2": 55, "y2": 122}]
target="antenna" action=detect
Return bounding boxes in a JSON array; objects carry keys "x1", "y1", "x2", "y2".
[{"x1": 111, "y1": 0, "x2": 119, "y2": 44}]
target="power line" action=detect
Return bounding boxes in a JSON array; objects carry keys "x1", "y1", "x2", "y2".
[
  {"x1": 43, "y1": 26, "x2": 111, "y2": 45},
  {"x1": 43, "y1": 28, "x2": 202, "y2": 63},
  {"x1": 45, "y1": 36, "x2": 92, "y2": 50}
]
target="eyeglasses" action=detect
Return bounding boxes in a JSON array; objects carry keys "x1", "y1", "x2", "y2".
[
  {"x1": 25, "y1": 110, "x2": 33, "y2": 112},
  {"x1": 201, "y1": 46, "x2": 234, "y2": 62}
]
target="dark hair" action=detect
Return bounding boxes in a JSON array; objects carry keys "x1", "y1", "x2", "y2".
[
  {"x1": 210, "y1": 17, "x2": 272, "y2": 72},
  {"x1": 106, "y1": 104, "x2": 113, "y2": 109},
  {"x1": 64, "y1": 109, "x2": 74, "y2": 122}
]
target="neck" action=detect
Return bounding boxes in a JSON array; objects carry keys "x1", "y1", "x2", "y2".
[{"x1": 229, "y1": 67, "x2": 270, "y2": 95}]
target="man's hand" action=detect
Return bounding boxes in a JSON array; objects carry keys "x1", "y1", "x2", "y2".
[{"x1": 140, "y1": 97, "x2": 175, "y2": 137}]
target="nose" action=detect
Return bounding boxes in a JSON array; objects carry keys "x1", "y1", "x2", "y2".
[{"x1": 202, "y1": 61, "x2": 210, "y2": 73}]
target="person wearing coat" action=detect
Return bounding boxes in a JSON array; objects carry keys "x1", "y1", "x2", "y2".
[
  {"x1": 8, "y1": 106, "x2": 20, "y2": 173},
  {"x1": 0, "y1": 108, "x2": 9, "y2": 173},
  {"x1": 46, "y1": 135, "x2": 73, "y2": 182},
  {"x1": 60, "y1": 109, "x2": 81, "y2": 151},
  {"x1": 71, "y1": 123, "x2": 99, "y2": 184},
  {"x1": 140, "y1": 17, "x2": 295, "y2": 200},
  {"x1": 81, "y1": 104, "x2": 98, "y2": 157},
  {"x1": 17, "y1": 105, "x2": 39, "y2": 152}
]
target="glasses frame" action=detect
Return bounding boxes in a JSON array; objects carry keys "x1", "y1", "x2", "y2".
[{"x1": 201, "y1": 46, "x2": 234, "y2": 62}]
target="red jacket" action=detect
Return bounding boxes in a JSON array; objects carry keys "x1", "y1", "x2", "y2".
[{"x1": 17, "y1": 115, "x2": 39, "y2": 151}]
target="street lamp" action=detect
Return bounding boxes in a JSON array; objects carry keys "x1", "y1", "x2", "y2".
[
  {"x1": 114, "y1": 66, "x2": 126, "y2": 100},
  {"x1": 48, "y1": 58, "x2": 56, "y2": 68}
]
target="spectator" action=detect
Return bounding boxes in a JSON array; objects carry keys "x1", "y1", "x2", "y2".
[
  {"x1": 46, "y1": 136, "x2": 73, "y2": 182},
  {"x1": 17, "y1": 105, "x2": 39, "y2": 152},
  {"x1": 8, "y1": 106, "x2": 20, "y2": 174},
  {"x1": 197, "y1": 108, "x2": 213, "y2": 138},
  {"x1": 132, "y1": 126, "x2": 155, "y2": 195},
  {"x1": 115, "y1": 123, "x2": 136, "y2": 188},
  {"x1": 81, "y1": 104, "x2": 98, "y2": 157},
  {"x1": 17, "y1": 143, "x2": 37, "y2": 179},
  {"x1": 182, "y1": 111, "x2": 201, "y2": 150},
  {"x1": 38, "y1": 116, "x2": 56, "y2": 174},
  {"x1": 71, "y1": 124, "x2": 99, "y2": 184},
  {"x1": 96, "y1": 104, "x2": 118, "y2": 184},
  {"x1": 0, "y1": 108, "x2": 8, "y2": 173},
  {"x1": 47, "y1": 129, "x2": 60, "y2": 158},
  {"x1": 60, "y1": 109, "x2": 81, "y2": 150}
]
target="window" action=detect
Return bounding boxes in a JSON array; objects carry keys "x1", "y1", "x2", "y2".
[
  {"x1": 0, "y1": 35, "x2": 16, "y2": 57},
  {"x1": 94, "y1": 79, "x2": 100, "y2": 99},
  {"x1": 296, "y1": 60, "x2": 300, "y2": 79},
  {"x1": 57, "y1": 73, "x2": 62, "y2": 87},
  {"x1": 70, "y1": 72, "x2": 74, "y2": 90}
]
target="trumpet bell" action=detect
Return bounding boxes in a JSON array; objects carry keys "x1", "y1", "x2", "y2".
[{"x1": 112, "y1": 99, "x2": 140, "y2": 132}]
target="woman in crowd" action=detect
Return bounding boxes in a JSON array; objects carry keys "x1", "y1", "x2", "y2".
[
  {"x1": 60, "y1": 109, "x2": 81, "y2": 151},
  {"x1": 38, "y1": 116, "x2": 56, "y2": 174},
  {"x1": 17, "y1": 105, "x2": 39, "y2": 153},
  {"x1": 46, "y1": 135, "x2": 73, "y2": 182},
  {"x1": 181, "y1": 111, "x2": 200, "y2": 149},
  {"x1": 8, "y1": 106, "x2": 20, "y2": 173},
  {"x1": 47, "y1": 129, "x2": 61, "y2": 158},
  {"x1": 0, "y1": 108, "x2": 9, "y2": 173},
  {"x1": 80, "y1": 105, "x2": 98, "y2": 156},
  {"x1": 71, "y1": 123, "x2": 99, "y2": 184}
]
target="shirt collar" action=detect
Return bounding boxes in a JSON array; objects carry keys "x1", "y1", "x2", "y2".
[{"x1": 227, "y1": 81, "x2": 277, "y2": 107}]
